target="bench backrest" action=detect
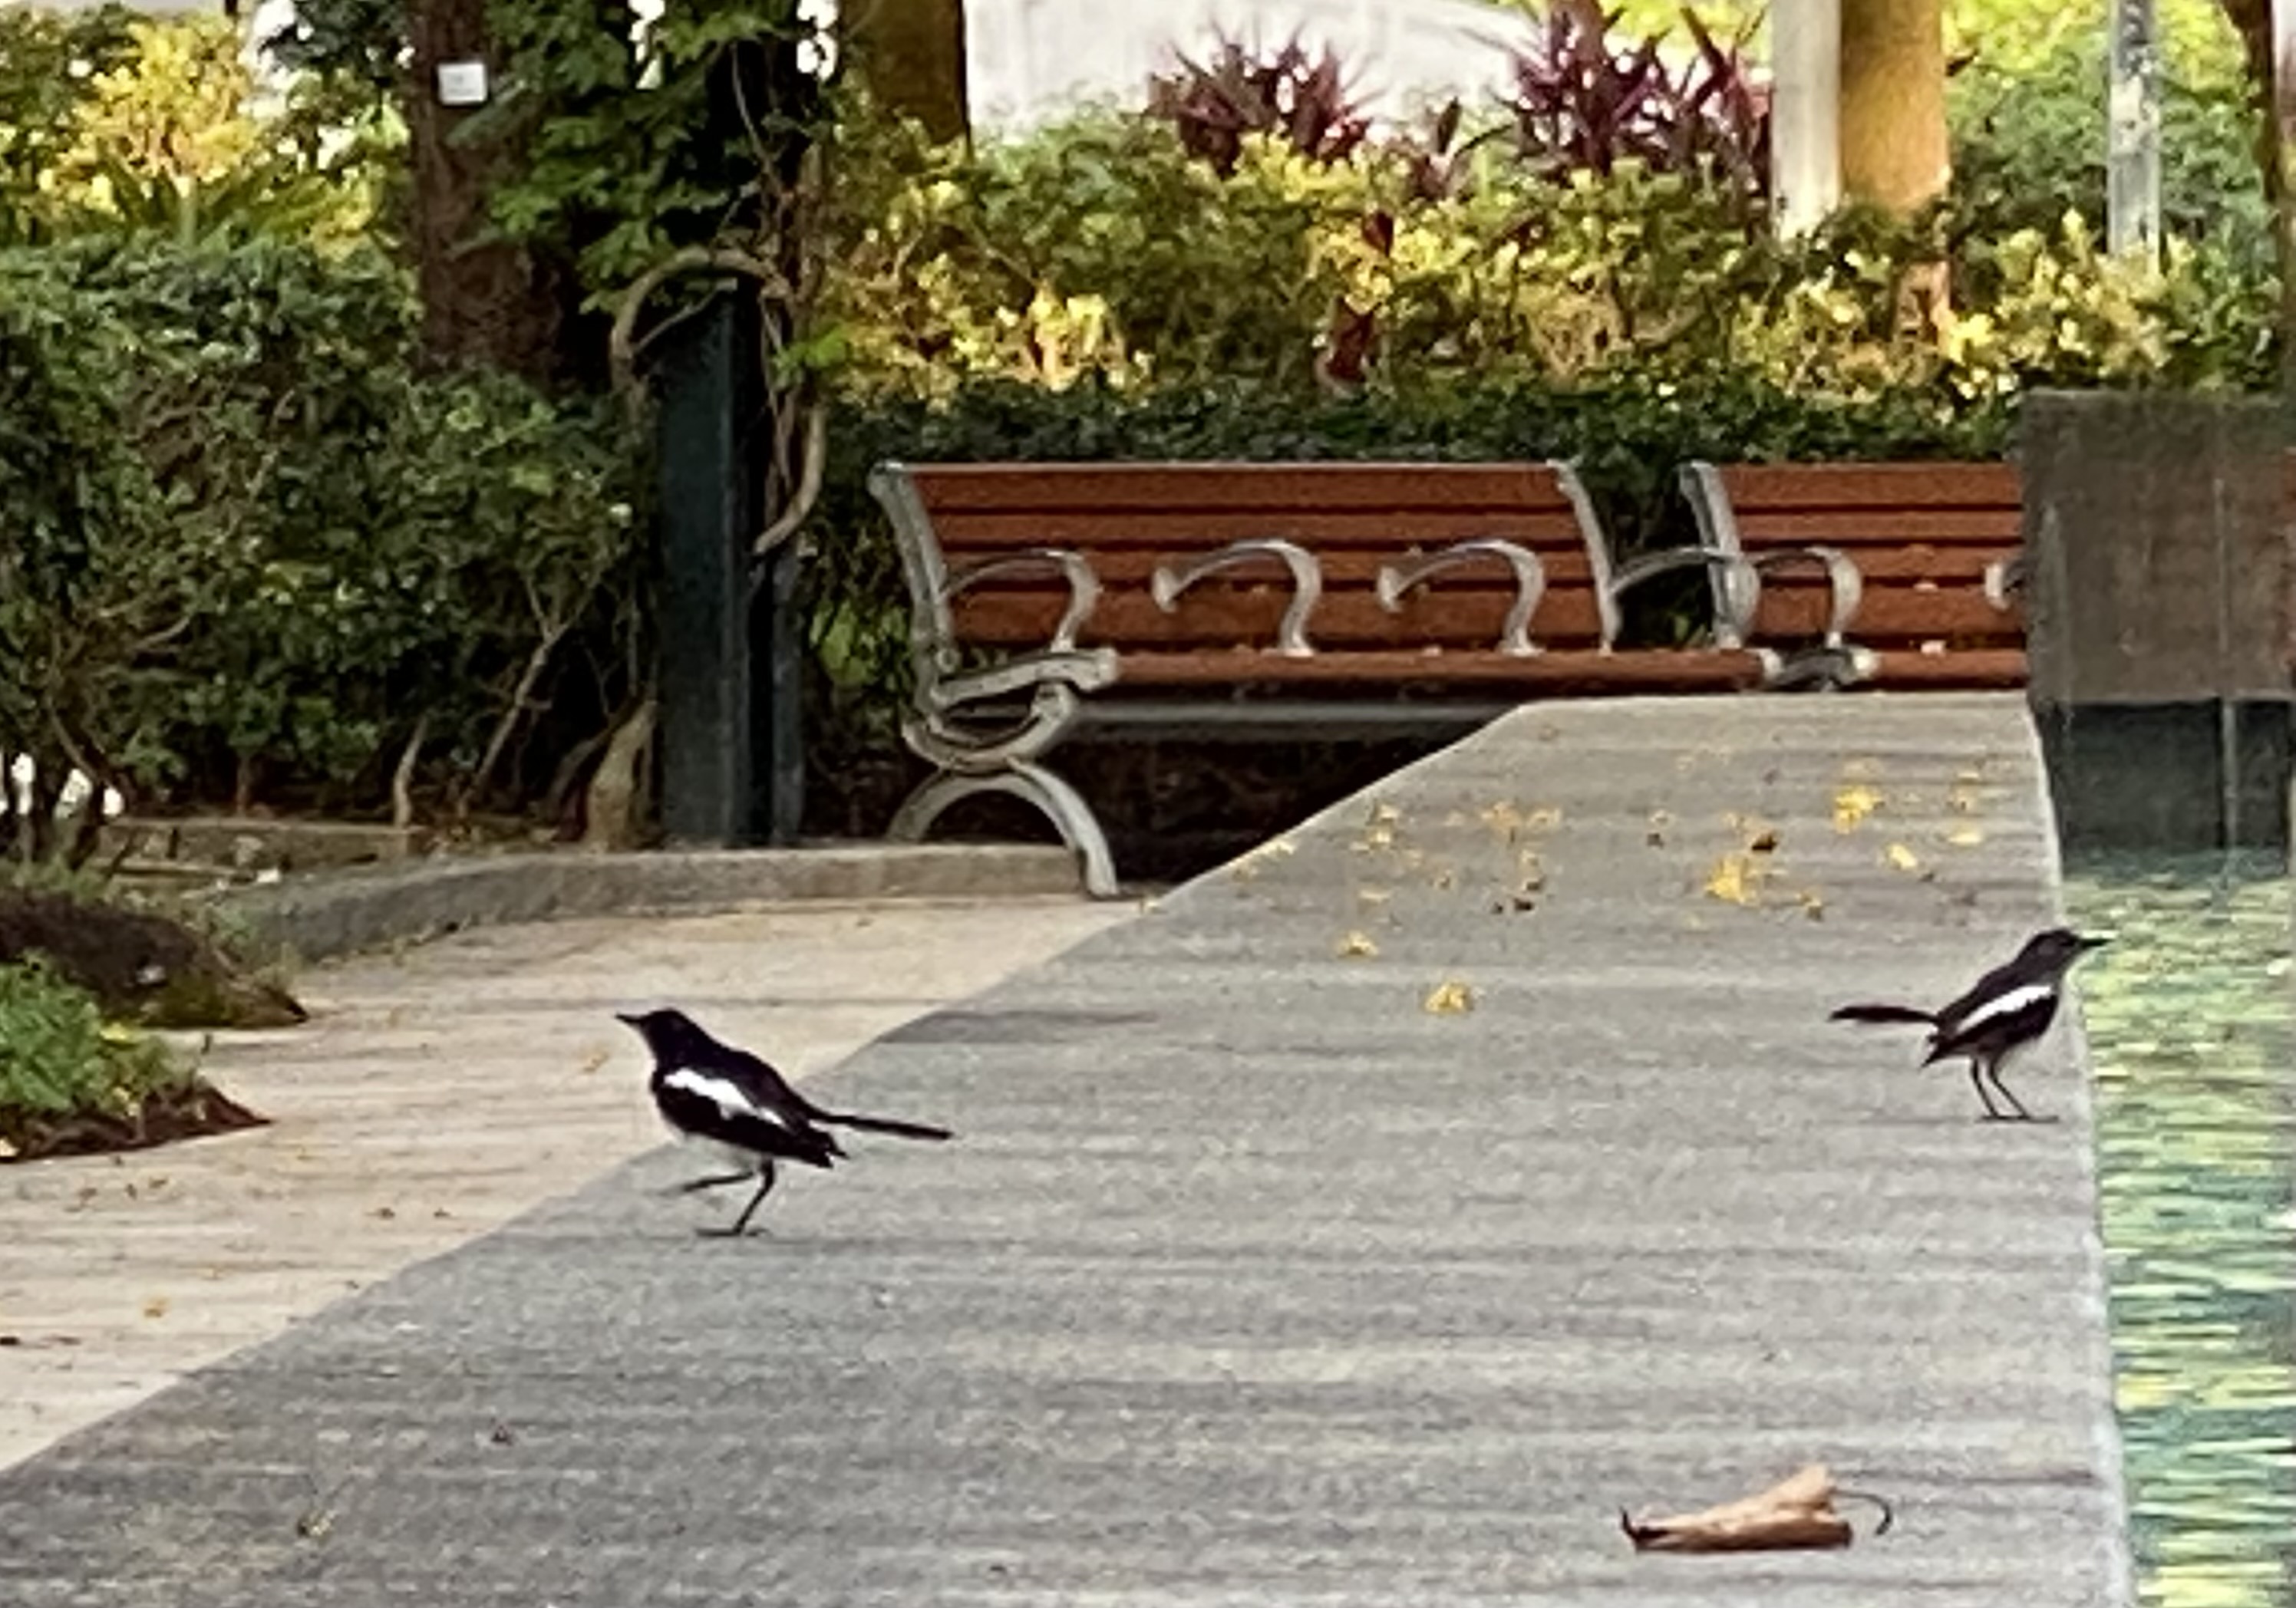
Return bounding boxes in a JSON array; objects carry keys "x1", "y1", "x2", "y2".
[
  {"x1": 1687, "y1": 461, "x2": 2024, "y2": 657},
  {"x1": 870, "y1": 461, "x2": 1625, "y2": 667}
]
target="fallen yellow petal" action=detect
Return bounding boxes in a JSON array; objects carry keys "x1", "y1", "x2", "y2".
[
  {"x1": 1883, "y1": 842, "x2": 1922, "y2": 872},
  {"x1": 1423, "y1": 980, "x2": 1475, "y2": 1014},
  {"x1": 1704, "y1": 852, "x2": 1766, "y2": 906},
  {"x1": 1833, "y1": 786, "x2": 1883, "y2": 832},
  {"x1": 1337, "y1": 931, "x2": 1378, "y2": 959},
  {"x1": 1944, "y1": 825, "x2": 1985, "y2": 848}
]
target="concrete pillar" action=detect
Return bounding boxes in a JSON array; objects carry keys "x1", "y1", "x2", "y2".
[
  {"x1": 1770, "y1": 0, "x2": 1841, "y2": 235},
  {"x1": 2108, "y1": 0, "x2": 2162, "y2": 265},
  {"x1": 2020, "y1": 391, "x2": 2295, "y2": 853}
]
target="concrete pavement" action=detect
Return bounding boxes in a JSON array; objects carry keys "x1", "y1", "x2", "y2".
[
  {"x1": 0, "y1": 694, "x2": 2129, "y2": 1606},
  {"x1": 0, "y1": 896, "x2": 1128, "y2": 1472}
]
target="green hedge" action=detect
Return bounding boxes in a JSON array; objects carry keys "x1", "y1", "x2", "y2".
[{"x1": 0, "y1": 235, "x2": 646, "y2": 836}]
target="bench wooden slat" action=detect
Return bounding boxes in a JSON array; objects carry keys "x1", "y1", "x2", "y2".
[
  {"x1": 1730, "y1": 512, "x2": 2021, "y2": 545},
  {"x1": 907, "y1": 462, "x2": 1578, "y2": 515},
  {"x1": 1855, "y1": 649, "x2": 2029, "y2": 689},
  {"x1": 925, "y1": 509, "x2": 1592, "y2": 552},
  {"x1": 948, "y1": 549, "x2": 1603, "y2": 590},
  {"x1": 1751, "y1": 585, "x2": 2020, "y2": 642},
  {"x1": 1108, "y1": 647, "x2": 1770, "y2": 693},
  {"x1": 953, "y1": 588, "x2": 1612, "y2": 651},
  {"x1": 1714, "y1": 463, "x2": 2022, "y2": 511}
]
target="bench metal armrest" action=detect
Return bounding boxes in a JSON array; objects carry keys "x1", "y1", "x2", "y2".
[
  {"x1": 1375, "y1": 539, "x2": 1548, "y2": 656},
  {"x1": 1150, "y1": 539, "x2": 1321, "y2": 658},
  {"x1": 1605, "y1": 546, "x2": 1763, "y2": 649},
  {"x1": 943, "y1": 547, "x2": 1103, "y2": 651},
  {"x1": 919, "y1": 648, "x2": 1120, "y2": 716},
  {"x1": 1740, "y1": 545, "x2": 1865, "y2": 649},
  {"x1": 1983, "y1": 552, "x2": 2025, "y2": 611},
  {"x1": 905, "y1": 682, "x2": 1086, "y2": 773}
]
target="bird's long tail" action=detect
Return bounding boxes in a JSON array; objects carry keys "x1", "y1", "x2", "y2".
[
  {"x1": 1829, "y1": 1003, "x2": 1938, "y2": 1026},
  {"x1": 816, "y1": 1109, "x2": 954, "y2": 1142}
]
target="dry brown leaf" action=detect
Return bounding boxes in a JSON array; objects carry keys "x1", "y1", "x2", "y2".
[
  {"x1": 1336, "y1": 931, "x2": 1379, "y2": 959},
  {"x1": 1422, "y1": 980, "x2": 1474, "y2": 1015},
  {"x1": 1620, "y1": 1464, "x2": 1892, "y2": 1554},
  {"x1": 578, "y1": 1048, "x2": 610, "y2": 1076},
  {"x1": 141, "y1": 1297, "x2": 168, "y2": 1320},
  {"x1": 1798, "y1": 889, "x2": 1826, "y2": 921}
]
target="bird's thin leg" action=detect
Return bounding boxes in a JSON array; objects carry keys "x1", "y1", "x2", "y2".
[
  {"x1": 1984, "y1": 1062, "x2": 2048, "y2": 1123},
  {"x1": 1968, "y1": 1059, "x2": 2007, "y2": 1120},
  {"x1": 665, "y1": 1171, "x2": 752, "y2": 1196},
  {"x1": 708, "y1": 1162, "x2": 778, "y2": 1238}
]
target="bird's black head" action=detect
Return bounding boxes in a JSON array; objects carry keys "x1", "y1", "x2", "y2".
[
  {"x1": 2017, "y1": 927, "x2": 2109, "y2": 974},
  {"x1": 614, "y1": 1007, "x2": 710, "y2": 1062}
]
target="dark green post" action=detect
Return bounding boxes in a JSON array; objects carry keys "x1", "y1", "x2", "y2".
[
  {"x1": 753, "y1": 533, "x2": 805, "y2": 844},
  {"x1": 655, "y1": 289, "x2": 782, "y2": 844}
]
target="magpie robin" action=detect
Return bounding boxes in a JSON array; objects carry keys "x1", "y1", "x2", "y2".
[
  {"x1": 1829, "y1": 927, "x2": 2106, "y2": 1122},
  {"x1": 616, "y1": 1007, "x2": 953, "y2": 1236}
]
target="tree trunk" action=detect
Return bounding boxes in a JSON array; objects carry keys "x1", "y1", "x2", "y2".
[
  {"x1": 1838, "y1": 0, "x2": 1948, "y2": 213},
  {"x1": 403, "y1": 0, "x2": 564, "y2": 381},
  {"x1": 2215, "y1": 0, "x2": 2296, "y2": 394},
  {"x1": 845, "y1": 0, "x2": 968, "y2": 143}
]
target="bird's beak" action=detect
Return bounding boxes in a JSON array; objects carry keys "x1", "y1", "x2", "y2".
[
  {"x1": 613, "y1": 1012, "x2": 642, "y2": 1027},
  {"x1": 2077, "y1": 935, "x2": 2110, "y2": 952}
]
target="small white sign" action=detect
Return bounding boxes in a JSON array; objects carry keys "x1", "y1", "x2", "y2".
[{"x1": 437, "y1": 60, "x2": 490, "y2": 108}]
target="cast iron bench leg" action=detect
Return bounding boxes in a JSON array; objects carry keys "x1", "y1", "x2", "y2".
[{"x1": 888, "y1": 760, "x2": 1121, "y2": 899}]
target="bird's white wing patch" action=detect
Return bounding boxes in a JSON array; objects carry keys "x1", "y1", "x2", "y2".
[
  {"x1": 1959, "y1": 982, "x2": 2055, "y2": 1033},
  {"x1": 663, "y1": 1067, "x2": 793, "y2": 1131}
]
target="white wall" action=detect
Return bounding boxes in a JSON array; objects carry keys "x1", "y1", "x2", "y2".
[{"x1": 966, "y1": 0, "x2": 1534, "y2": 131}]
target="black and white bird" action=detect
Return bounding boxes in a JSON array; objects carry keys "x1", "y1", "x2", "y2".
[
  {"x1": 1829, "y1": 927, "x2": 2106, "y2": 1122},
  {"x1": 615, "y1": 1007, "x2": 953, "y2": 1236}
]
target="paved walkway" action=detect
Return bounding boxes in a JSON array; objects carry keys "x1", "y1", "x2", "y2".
[
  {"x1": 0, "y1": 897, "x2": 1127, "y2": 1472},
  {"x1": 0, "y1": 695, "x2": 2129, "y2": 1606}
]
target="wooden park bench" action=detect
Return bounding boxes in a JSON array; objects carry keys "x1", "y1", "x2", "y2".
[
  {"x1": 867, "y1": 460, "x2": 1791, "y2": 895},
  {"x1": 1677, "y1": 460, "x2": 2026, "y2": 690}
]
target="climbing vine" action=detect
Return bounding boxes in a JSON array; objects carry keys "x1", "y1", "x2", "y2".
[{"x1": 472, "y1": 0, "x2": 841, "y2": 564}]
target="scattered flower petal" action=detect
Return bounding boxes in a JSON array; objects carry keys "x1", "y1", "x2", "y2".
[
  {"x1": 1833, "y1": 786, "x2": 1883, "y2": 832},
  {"x1": 1423, "y1": 980, "x2": 1474, "y2": 1014}
]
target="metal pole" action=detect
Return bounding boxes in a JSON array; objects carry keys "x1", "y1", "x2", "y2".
[
  {"x1": 1770, "y1": 0, "x2": 1841, "y2": 236},
  {"x1": 655, "y1": 291, "x2": 764, "y2": 847},
  {"x1": 2107, "y1": 0, "x2": 2162, "y2": 265}
]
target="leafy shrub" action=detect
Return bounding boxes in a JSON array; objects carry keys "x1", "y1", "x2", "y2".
[
  {"x1": 1146, "y1": 33, "x2": 1373, "y2": 177},
  {"x1": 0, "y1": 236, "x2": 647, "y2": 842},
  {"x1": 1499, "y1": 0, "x2": 1770, "y2": 203},
  {"x1": 3, "y1": 11, "x2": 390, "y2": 248},
  {"x1": 0, "y1": 956, "x2": 190, "y2": 1122}
]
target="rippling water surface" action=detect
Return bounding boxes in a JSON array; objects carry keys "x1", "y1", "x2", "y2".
[{"x1": 2067, "y1": 854, "x2": 2294, "y2": 1608}]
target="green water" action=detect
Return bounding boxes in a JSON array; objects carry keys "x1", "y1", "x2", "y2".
[{"x1": 2068, "y1": 855, "x2": 2296, "y2": 1608}]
